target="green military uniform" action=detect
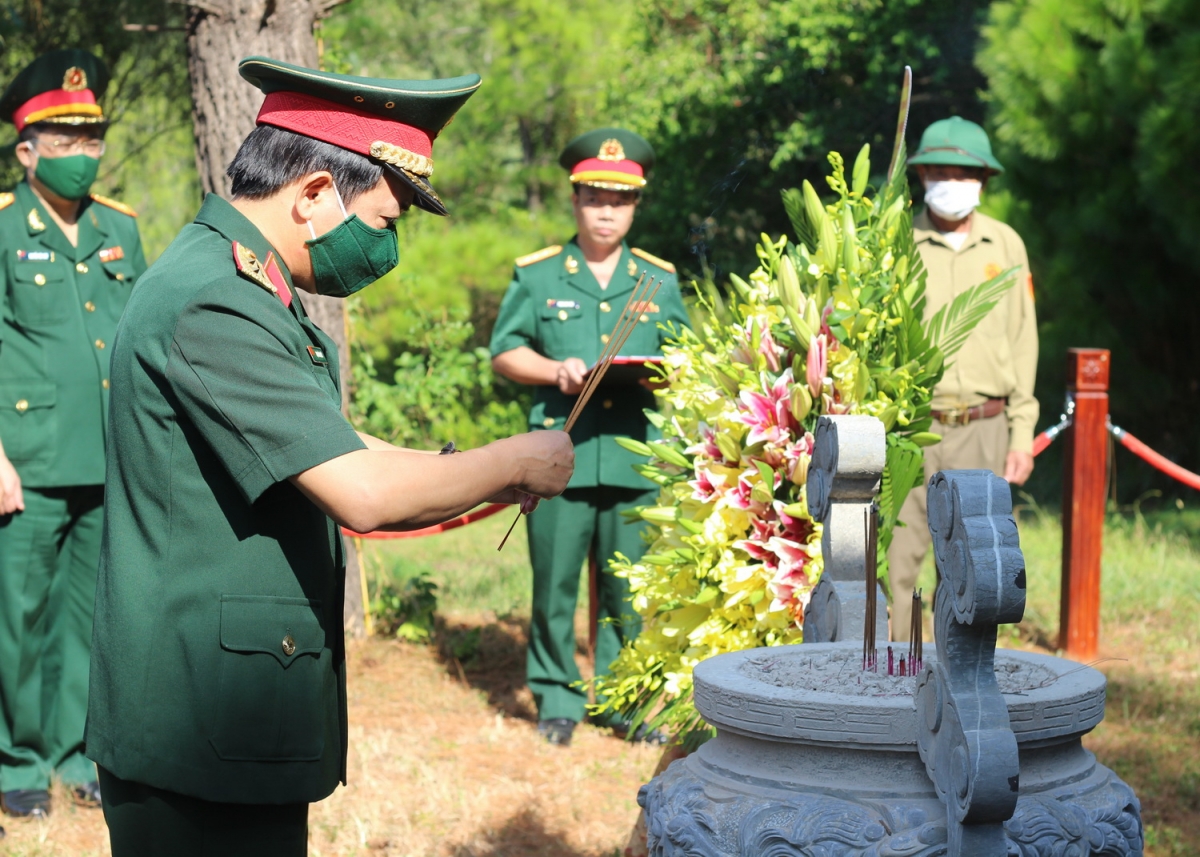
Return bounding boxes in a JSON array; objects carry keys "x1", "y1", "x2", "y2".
[
  {"x1": 888, "y1": 118, "x2": 1038, "y2": 638},
  {"x1": 491, "y1": 129, "x2": 689, "y2": 726},
  {"x1": 0, "y1": 51, "x2": 146, "y2": 800},
  {"x1": 86, "y1": 57, "x2": 479, "y2": 855}
]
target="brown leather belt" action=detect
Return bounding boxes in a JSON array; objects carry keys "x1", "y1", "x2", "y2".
[{"x1": 931, "y1": 397, "x2": 1006, "y2": 426}]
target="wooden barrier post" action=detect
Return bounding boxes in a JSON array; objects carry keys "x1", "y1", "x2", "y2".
[{"x1": 1059, "y1": 348, "x2": 1110, "y2": 660}]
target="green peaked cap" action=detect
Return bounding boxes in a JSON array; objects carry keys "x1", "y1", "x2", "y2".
[
  {"x1": 908, "y1": 116, "x2": 1004, "y2": 174},
  {"x1": 1, "y1": 49, "x2": 109, "y2": 130},
  {"x1": 239, "y1": 56, "x2": 482, "y2": 215},
  {"x1": 559, "y1": 127, "x2": 655, "y2": 191}
]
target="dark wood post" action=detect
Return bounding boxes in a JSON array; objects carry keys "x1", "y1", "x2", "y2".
[{"x1": 1059, "y1": 348, "x2": 1110, "y2": 660}]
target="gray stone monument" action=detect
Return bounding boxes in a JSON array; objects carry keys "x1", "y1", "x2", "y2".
[
  {"x1": 803, "y1": 415, "x2": 888, "y2": 645},
  {"x1": 639, "y1": 420, "x2": 1142, "y2": 857}
]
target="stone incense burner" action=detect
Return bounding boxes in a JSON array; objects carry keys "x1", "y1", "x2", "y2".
[{"x1": 639, "y1": 416, "x2": 1142, "y2": 856}]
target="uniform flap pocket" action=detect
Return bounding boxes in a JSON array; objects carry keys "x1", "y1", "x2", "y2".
[
  {"x1": 101, "y1": 260, "x2": 136, "y2": 282},
  {"x1": 220, "y1": 595, "x2": 325, "y2": 667},
  {"x1": 0, "y1": 380, "x2": 56, "y2": 413},
  {"x1": 538, "y1": 304, "x2": 582, "y2": 321},
  {"x1": 12, "y1": 260, "x2": 64, "y2": 284}
]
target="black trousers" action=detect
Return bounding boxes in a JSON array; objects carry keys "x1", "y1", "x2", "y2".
[{"x1": 99, "y1": 767, "x2": 308, "y2": 857}]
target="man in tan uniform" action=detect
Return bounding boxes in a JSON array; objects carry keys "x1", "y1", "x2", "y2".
[{"x1": 888, "y1": 117, "x2": 1038, "y2": 638}]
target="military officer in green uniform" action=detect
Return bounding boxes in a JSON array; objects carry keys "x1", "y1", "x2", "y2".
[
  {"x1": 86, "y1": 58, "x2": 572, "y2": 856},
  {"x1": 490, "y1": 128, "x2": 690, "y2": 746},
  {"x1": 0, "y1": 50, "x2": 146, "y2": 822},
  {"x1": 888, "y1": 117, "x2": 1038, "y2": 639}
]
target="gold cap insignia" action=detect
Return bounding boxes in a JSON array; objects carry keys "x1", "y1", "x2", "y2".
[
  {"x1": 63, "y1": 67, "x2": 88, "y2": 92},
  {"x1": 597, "y1": 138, "x2": 626, "y2": 162},
  {"x1": 564, "y1": 254, "x2": 579, "y2": 274},
  {"x1": 27, "y1": 209, "x2": 46, "y2": 232}
]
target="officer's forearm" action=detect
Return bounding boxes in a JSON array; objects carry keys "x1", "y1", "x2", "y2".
[
  {"x1": 492, "y1": 346, "x2": 560, "y2": 386},
  {"x1": 292, "y1": 445, "x2": 522, "y2": 533}
]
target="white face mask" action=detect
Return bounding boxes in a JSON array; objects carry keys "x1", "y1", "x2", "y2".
[{"x1": 924, "y1": 180, "x2": 982, "y2": 221}]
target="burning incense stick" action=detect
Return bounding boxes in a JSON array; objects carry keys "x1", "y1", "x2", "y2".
[
  {"x1": 908, "y1": 588, "x2": 924, "y2": 673},
  {"x1": 498, "y1": 275, "x2": 662, "y2": 551},
  {"x1": 863, "y1": 505, "x2": 879, "y2": 671}
]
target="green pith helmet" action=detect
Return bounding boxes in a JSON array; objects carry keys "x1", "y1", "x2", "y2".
[
  {"x1": 239, "y1": 56, "x2": 482, "y2": 216},
  {"x1": 559, "y1": 127, "x2": 655, "y2": 191},
  {"x1": 908, "y1": 117, "x2": 1004, "y2": 174},
  {"x1": 0, "y1": 49, "x2": 110, "y2": 131}
]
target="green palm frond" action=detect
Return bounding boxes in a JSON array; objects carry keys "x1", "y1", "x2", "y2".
[{"x1": 925, "y1": 267, "x2": 1017, "y2": 359}]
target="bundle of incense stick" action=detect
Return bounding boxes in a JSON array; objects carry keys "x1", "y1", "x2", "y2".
[
  {"x1": 908, "y1": 589, "x2": 924, "y2": 673},
  {"x1": 497, "y1": 273, "x2": 664, "y2": 551},
  {"x1": 862, "y1": 504, "x2": 880, "y2": 671}
]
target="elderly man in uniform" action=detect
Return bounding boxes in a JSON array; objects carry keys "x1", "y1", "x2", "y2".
[
  {"x1": 85, "y1": 58, "x2": 573, "y2": 856},
  {"x1": 0, "y1": 50, "x2": 146, "y2": 823},
  {"x1": 490, "y1": 128, "x2": 689, "y2": 747},
  {"x1": 888, "y1": 117, "x2": 1038, "y2": 639}
]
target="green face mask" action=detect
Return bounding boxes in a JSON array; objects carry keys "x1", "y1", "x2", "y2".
[
  {"x1": 34, "y1": 153, "x2": 100, "y2": 201},
  {"x1": 305, "y1": 184, "x2": 399, "y2": 298}
]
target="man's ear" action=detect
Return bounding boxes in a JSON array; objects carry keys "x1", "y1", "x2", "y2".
[
  {"x1": 14, "y1": 142, "x2": 35, "y2": 171},
  {"x1": 293, "y1": 171, "x2": 336, "y2": 225}
]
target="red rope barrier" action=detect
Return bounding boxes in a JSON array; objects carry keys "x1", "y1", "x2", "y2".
[
  {"x1": 342, "y1": 502, "x2": 509, "y2": 540},
  {"x1": 1110, "y1": 424, "x2": 1200, "y2": 492}
]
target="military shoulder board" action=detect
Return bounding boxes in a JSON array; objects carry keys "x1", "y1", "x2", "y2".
[
  {"x1": 232, "y1": 241, "x2": 292, "y2": 308},
  {"x1": 515, "y1": 245, "x2": 563, "y2": 267},
  {"x1": 630, "y1": 247, "x2": 676, "y2": 274},
  {"x1": 0, "y1": 192, "x2": 14, "y2": 212},
  {"x1": 89, "y1": 193, "x2": 138, "y2": 217}
]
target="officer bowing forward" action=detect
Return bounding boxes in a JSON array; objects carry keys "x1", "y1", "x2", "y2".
[{"x1": 490, "y1": 128, "x2": 690, "y2": 747}]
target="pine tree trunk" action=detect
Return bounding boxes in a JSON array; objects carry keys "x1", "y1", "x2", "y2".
[{"x1": 185, "y1": 0, "x2": 366, "y2": 638}]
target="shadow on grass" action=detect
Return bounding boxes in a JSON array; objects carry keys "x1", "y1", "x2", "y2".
[
  {"x1": 1090, "y1": 667, "x2": 1200, "y2": 854},
  {"x1": 447, "y1": 807, "x2": 603, "y2": 857},
  {"x1": 435, "y1": 615, "x2": 537, "y2": 722}
]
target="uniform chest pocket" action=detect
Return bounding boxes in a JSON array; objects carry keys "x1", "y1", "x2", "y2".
[
  {"x1": 209, "y1": 595, "x2": 331, "y2": 762},
  {"x1": 100, "y1": 259, "x2": 137, "y2": 286},
  {"x1": 538, "y1": 304, "x2": 584, "y2": 358},
  {"x1": 9, "y1": 261, "x2": 69, "y2": 326}
]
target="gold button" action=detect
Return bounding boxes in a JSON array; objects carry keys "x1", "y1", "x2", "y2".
[
  {"x1": 640, "y1": 313, "x2": 650, "y2": 323},
  {"x1": 600, "y1": 333, "x2": 610, "y2": 344},
  {"x1": 95, "y1": 339, "x2": 105, "y2": 349},
  {"x1": 599, "y1": 301, "x2": 611, "y2": 313},
  {"x1": 282, "y1": 635, "x2": 296, "y2": 656},
  {"x1": 354, "y1": 95, "x2": 365, "y2": 103},
  {"x1": 84, "y1": 301, "x2": 96, "y2": 312},
  {"x1": 115, "y1": 273, "x2": 125, "y2": 281},
  {"x1": 102, "y1": 379, "x2": 110, "y2": 389},
  {"x1": 15, "y1": 399, "x2": 29, "y2": 413},
  {"x1": 34, "y1": 273, "x2": 46, "y2": 286},
  {"x1": 385, "y1": 101, "x2": 395, "y2": 108},
  {"x1": 557, "y1": 309, "x2": 568, "y2": 321},
  {"x1": 543, "y1": 417, "x2": 555, "y2": 428},
  {"x1": 603, "y1": 399, "x2": 613, "y2": 409},
  {"x1": 76, "y1": 262, "x2": 89, "y2": 273}
]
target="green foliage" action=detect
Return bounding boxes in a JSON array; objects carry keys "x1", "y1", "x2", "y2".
[
  {"x1": 605, "y1": 0, "x2": 992, "y2": 276},
  {"x1": 978, "y1": 0, "x2": 1200, "y2": 492},
  {"x1": 370, "y1": 573, "x2": 439, "y2": 643},
  {"x1": 348, "y1": 307, "x2": 530, "y2": 450}
]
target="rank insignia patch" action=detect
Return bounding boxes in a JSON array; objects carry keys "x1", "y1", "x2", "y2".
[
  {"x1": 27, "y1": 209, "x2": 46, "y2": 232},
  {"x1": 99, "y1": 246, "x2": 125, "y2": 264},
  {"x1": 627, "y1": 258, "x2": 638, "y2": 277},
  {"x1": 564, "y1": 255, "x2": 579, "y2": 274}
]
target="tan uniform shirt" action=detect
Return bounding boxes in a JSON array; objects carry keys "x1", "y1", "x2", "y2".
[{"x1": 913, "y1": 209, "x2": 1039, "y2": 454}]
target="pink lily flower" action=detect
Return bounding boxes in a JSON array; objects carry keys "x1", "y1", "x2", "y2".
[
  {"x1": 807, "y1": 335, "x2": 827, "y2": 400},
  {"x1": 737, "y1": 371, "x2": 796, "y2": 447}
]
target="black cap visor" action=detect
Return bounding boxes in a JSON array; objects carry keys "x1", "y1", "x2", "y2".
[{"x1": 381, "y1": 162, "x2": 448, "y2": 216}]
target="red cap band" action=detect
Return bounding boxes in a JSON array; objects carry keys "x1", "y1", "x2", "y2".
[
  {"x1": 256, "y1": 91, "x2": 434, "y2": 160},
  {"x1": 14, "y1": 88, "x2": 102, "y2": 131},
  {"x1": 570, "y1": 158, "x2": 644, "y2": 179}
]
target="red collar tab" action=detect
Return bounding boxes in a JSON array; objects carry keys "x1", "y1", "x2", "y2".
[
  {"x1": 263, "y1": 252, "x2": 292, "y2": 308},
  {"x1": 255, "y1": 91, "x2": 434, "y2": 172},
  {"x1": 14, "y1": 88, "x2": 103, "y2": 131}
]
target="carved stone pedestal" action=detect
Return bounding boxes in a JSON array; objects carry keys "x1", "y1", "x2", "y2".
[{"x1": 641, "y1": 643, "x2": 1142, "y2": 856}]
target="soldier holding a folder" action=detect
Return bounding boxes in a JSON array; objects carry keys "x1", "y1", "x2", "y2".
[{"x1": 490, "y1": 128, "x2": 689, "y2": 746}]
